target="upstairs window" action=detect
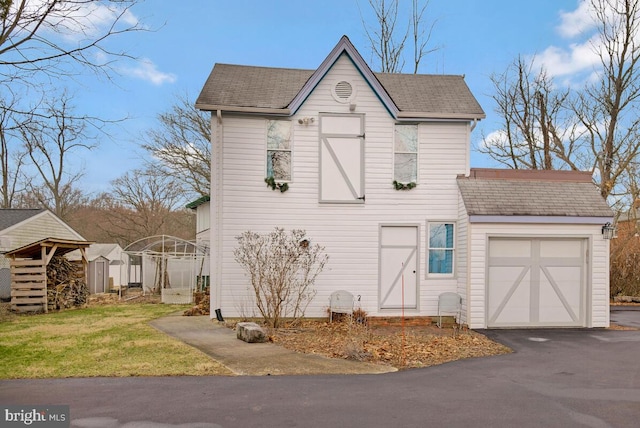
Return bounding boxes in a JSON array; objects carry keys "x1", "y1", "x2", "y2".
[
  {"x1": 428, "y1": 222, "x2": 455, "y2": 275},
  {"x1": 394, "y1": 124, "x2": 418, "y2": 183},
  {"x1": 267, "y1": 120, "x2": 292, "y2": 181}
]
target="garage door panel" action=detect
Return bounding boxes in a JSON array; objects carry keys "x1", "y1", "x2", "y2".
[
  {"x1": 487, "y1": 238, "x2": 586, "y2": 328},
  {"x1": 489, "y1": 267, "x2": 531, "y2": 324},
  {"x1": 540, "y1": 266, "x2": 582, "y2": 322},
  {"x1": 488, "y1": 267, "x2": 529, "y2": 305},
  {"x1": 489, "y1": 239, "x2": 531, "y2": 257},
  {"x1": 540, "y1": 239, "x2": 582, "y2": 257}
]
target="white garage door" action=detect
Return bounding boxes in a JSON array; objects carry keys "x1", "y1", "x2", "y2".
[{"x1": 487, "y1": 238, "x2": 587, "y2": 328}]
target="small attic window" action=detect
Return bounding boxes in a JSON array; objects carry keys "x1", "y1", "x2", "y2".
[{"x1": 331, "y1": 80, "x2": 355, "y2": 103}]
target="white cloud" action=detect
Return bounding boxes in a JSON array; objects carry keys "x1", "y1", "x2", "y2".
[
  {"x1": 557, "y1": 0, "x2": 597, "y2": 38},
  {"x1": 527, "y1": 2, "x2": 607, "y2": 83},
  {"x1": 479, "y1": 129, "x2": 508, "y2": 150},
  {"x1": 121, "y1": 58, "x2": 177, "y2": 86},
  {"x1": 14, "y1": 0, "x2": 142, "y2": 43},
  {"x1": 532, "y1": 37, "x2": 601, "y2": 79}
]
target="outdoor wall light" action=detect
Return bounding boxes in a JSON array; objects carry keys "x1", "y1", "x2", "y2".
[
  {"x1": 602, "y1": 222, "x2": 617, "y2": 240},
  {"x1": 297, "y1": 117, "x2": 315, "y2": 125}
]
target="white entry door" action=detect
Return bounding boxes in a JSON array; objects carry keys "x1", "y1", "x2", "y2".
[
  {"x1": 379, "y1": 226, "x2": 418, "y2": 309},
  {"x1": 487, "y1": 238, "x2": 587, "y2": 327},
  {"x1": 319, "y1": 113, "x2": 365, "y2": 203}
]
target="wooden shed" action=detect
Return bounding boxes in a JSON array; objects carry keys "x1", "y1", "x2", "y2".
[{"x1": 7, "y1": 238, "x2": 92, "y2": 313}]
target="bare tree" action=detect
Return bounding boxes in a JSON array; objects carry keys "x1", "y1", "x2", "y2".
[
  {"x1": 18, "y1": 91, "x2": 95, "y2": 219},
  {"x1": 482, "y1": 0, "x2": 640, "y2": 204},
  {"x1": 141, "y1": 93, "x2": 211, "y2": 198},
  {"x1": 0, "y1": 0, "x2": 143, "y2": 85},
  {"x1": 360, "y1": 0, "x2": 438, "y2": 73},
  {"x1": 577, "y1": 0, "x2": 640, "y2": 200},
  {"x1": 0, "y1": 0, "x2": 144, "y2": 208},
  {"x1": 410, "y1": 0, "x2": 438, "y2": 74},
  {"x1": 0, "y1": 92, "x2": 28, "y2": 208},
  {"x1": 480, "y1": 56, "x2": 576, "y2": 170},
  {"x1": 107, "y1": 167, "x2": 192, "y2": 244}
]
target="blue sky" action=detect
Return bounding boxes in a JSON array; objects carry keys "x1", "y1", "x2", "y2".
[{"x1": 63, "y1": 0, "x2": 595, "y2": 194}]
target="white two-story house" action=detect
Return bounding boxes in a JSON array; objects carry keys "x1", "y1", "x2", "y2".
[{"x1": 196, "y1": 36, "x2": 612, "y2": 328}]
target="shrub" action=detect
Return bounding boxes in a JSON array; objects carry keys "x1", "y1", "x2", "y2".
[
  {"x1": 610, "y1": 221, "x2": 640, "y2": 297},
  {"x1": 234, "y1": 228, "x2": 328, "y2": 328}
]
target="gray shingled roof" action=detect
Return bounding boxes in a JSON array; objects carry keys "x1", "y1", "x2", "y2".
[
  {"x1": 197, "y1": 64, "x2": 314, "y2": 110},
  {"x1": 0, "y1": 209, "x2": 45, "y2": 231},
  {"x1": 457, "y1": 169, "x2": 613, "y2": 218},
  {"x1": 375, "y1": 73, "x2": 483, "y2": 116},
  {"x1": 196, "y1": 64, "x2": 485, "y2": 118}
]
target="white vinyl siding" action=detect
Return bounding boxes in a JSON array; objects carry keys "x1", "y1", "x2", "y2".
[{"x1": 211, "y1": 53, "x2": 470, "y2": 319}]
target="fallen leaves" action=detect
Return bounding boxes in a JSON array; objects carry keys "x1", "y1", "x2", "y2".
[{"x1": 270, "y1": 320, "x2": 512, "y2": 369}]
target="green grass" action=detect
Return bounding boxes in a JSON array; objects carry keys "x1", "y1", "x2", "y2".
[{"x1": 0, "y1": 303, "x2": 233, "y2": 378}]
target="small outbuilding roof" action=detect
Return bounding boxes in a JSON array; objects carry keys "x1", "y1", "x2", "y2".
[
  {"x1": 196, "y1": 35, "x2": 485, "y2": 121},
  {"x1": 5, "y1": 238, "x2": 93, "y2": 260},
  {"x1": 0, "y1": 209, "x2": 45, "y2": 231},
  {"x1": 186, "y1": 195, "x2": 210, "y2": 210},
  {"x1": 457, "y1": 168, "x2": 613, "y2": 220}
]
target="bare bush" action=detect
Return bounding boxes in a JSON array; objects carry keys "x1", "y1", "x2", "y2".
[
  {"x1": 234, "y1": 228, "x2": 328, "y2": 328},
  {"x1": 610, "y1": 221, "x2": 640, "y2": 297}
]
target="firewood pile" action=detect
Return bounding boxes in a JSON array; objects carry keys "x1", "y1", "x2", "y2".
[
  {"x1": 183, "y1": 290, "x2": 210, "y2": 316},
  {"x1": 46, "y1": 255, "x2": 89, "y2": 310}
]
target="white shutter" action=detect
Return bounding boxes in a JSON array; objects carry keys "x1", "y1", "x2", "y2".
[{"x1": 319, "y1": 114, "x2": 364, "y2": 203}]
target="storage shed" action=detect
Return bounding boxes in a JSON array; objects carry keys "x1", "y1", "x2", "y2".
[
  {"x1": 0, "y1": 208, "x2": 84, "y2": 299},
  {"x1": 87, "y1": 255, "x2": 109, "y2": 294}
]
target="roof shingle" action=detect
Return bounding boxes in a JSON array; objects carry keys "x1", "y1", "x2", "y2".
[
  {"x1": 196, "y1": 36, "x2": 485, "y2": 119},
  {"x1": 457, "y1": 169, "x2": 613, "y2": 218},
  {"x1": 0, "y1": 209, "x2": 45, "y2": 232}
]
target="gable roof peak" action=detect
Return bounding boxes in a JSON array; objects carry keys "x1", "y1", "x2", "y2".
[{"x1": 287, "y1": 35, "x2": 398, "y2": 116}]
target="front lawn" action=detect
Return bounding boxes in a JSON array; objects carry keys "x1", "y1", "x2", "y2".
[{"x1": 0, "y1": 303, "x2": 232, "y2": 378}]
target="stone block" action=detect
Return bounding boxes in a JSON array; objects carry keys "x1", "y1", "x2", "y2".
[{"x1": 236, "y1": 322, "x2": 267, "y2": 343}]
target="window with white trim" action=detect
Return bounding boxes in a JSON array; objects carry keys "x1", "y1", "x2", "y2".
[
  {"x1": 266, "y1": 120, "x2": 292, "y2": 181},
  {"x1": 428, "y1": 222, "x2": 455, "y2": 275},
  {"x1": 394, "y1": 124, "x2": 418, "y2": 183}
]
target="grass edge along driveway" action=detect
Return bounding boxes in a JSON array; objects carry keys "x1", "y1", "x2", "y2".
[{"x1": 0, "y1": 303, "x2": 233, "y2": 378}]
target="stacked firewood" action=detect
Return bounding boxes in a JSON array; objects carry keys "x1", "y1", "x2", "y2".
[
  {"x1": 183, "y1": 290, "x2": 210, "y2": 316},
  {"x1": 46, "y1": 255, "x2": 89, "y2": 310}
]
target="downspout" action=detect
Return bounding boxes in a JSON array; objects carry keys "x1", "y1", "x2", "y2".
[
  {"x1": 211, "y1": 110, "x2": 224, "y2": 318},
  {"x1": 470, "y1": 118, "x2": 478, "y2": 133},
  {"x1": 464, "y1": 119, "x2": 478, "y2": 177}
]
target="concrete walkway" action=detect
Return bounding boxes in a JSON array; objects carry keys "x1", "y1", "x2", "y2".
[{"x1": 150, "y1": 312, "x2": 396, "y2": 376}]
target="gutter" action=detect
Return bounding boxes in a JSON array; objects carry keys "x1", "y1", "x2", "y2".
[{"x1": 195, "y1": 103, "x2": 291, "y2": 116}]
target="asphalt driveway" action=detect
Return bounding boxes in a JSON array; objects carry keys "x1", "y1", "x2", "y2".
[{"x1": 2, "y1": 308, "x2": 640, "y2": 428}]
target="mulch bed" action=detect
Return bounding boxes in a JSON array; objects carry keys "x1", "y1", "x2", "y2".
[{"x1": 269, "y1": 319, "x2": 513, "y2": 369}]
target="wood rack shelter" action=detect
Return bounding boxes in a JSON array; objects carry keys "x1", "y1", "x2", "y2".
[{"x1": 7, "y1": 238, "x2": 92, "y2": 313}]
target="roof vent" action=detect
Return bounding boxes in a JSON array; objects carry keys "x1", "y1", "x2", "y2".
[
  {"x1": 332, "y1": 80, "x2": 355, "y2": 103},
  {"x1": 335, "y1": 81, "x2": 352, "y2": 99}
]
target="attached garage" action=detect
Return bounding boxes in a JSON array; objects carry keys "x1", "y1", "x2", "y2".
[
  {"x1": 457, "y1": 169, "x2": 613, "y2": 329},
  {"x1": 487, "y1": 237, "x2": 586, "y2": 327}
]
